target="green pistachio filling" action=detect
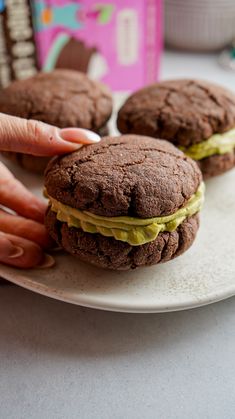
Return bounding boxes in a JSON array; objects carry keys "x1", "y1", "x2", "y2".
[
  {"x1": 47, "y1": 182, "x2": 205, "y2": 246},
  {"x1": 180, "y1": 128, "x2": 235, "y2": 160}
]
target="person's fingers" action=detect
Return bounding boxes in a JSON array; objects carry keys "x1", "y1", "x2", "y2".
[
  {"x1": 0, "y1": 232, "x2": 54, "y2": 269},
  {"x1": 0, "y1": 209, "x2": 52, "y2": 248},
  {"x1": 0, "y1": 233, "x2": 23, "y2": 260},
  {"x1": 0, "y1": 113, "x2": 101, "y2": 156},
  {"x1": 0, "y1": 162, "x2": 47, "y2": 222}
]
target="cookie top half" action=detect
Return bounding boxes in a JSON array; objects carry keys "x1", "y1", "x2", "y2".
[
  {"x1": 44, "y1": 135, "x2": 202, "y2": 218},
  {"x1": 117, "y1": 79, "x2": 235, "y2": 147},
  {"x1": 0, "y1": 70, "x2": 112, "y2": 130}
]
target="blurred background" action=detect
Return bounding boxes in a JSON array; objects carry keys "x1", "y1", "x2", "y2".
[{"x1": 0, "y1": 0, "x2": 235, "y2": 90}]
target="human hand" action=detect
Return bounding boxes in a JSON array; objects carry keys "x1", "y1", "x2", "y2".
[{"x1": 0, "y1": 113, "x2": 100, "y2": 269}]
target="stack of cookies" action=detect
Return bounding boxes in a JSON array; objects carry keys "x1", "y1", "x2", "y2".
[
  {"x1": 1, "y1": 72, "x2": 235, "y2": 271},
  {"x1": 44, "y1": 135, "x2": 203, "y2": 270},
  {"x1": 117, "y1": 79, "x2": 235, "y2": 179}
]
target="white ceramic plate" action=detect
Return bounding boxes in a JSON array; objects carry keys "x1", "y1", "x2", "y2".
[{"x1": 0, "y1": 159, "x2": 235, "y2": 313}]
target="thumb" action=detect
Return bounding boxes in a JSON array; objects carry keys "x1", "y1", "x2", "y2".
[{"x1": 0, "y1": 113, "x2": 101, "y2": 156}]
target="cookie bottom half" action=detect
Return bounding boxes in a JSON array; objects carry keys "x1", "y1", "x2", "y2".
[
  {"x1": 1, "y1": 152, "x2": 51, "y2": 174},
  {"x1": 45, "y1": 209, "x2": 199, "y2": 270},
  {"x1": 197, "y1": 150, "x2": 235, "y2": 179},
  {"x1": 1, "y1": 125, "x2": 109, "y2": 174}
]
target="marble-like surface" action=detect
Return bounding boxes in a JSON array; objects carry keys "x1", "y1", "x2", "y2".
[{"x1": 0, "y1": 286, "x2": 235, "y2": 419}]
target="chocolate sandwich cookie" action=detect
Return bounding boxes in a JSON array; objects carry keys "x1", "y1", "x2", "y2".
[
  {"x1": 0, "y1": 69, "x2": 112, "y2": 174},
  {"x1": 117, "y1": 79, "x2": 235, "y2": 178},
  {"x1": 44, "y1": 135, "x2": 204, "y2": 270}
]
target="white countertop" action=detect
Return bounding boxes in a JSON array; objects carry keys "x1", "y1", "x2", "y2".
[{"x1": 1, "y1": 51, "x2": 235, "y2": 419}]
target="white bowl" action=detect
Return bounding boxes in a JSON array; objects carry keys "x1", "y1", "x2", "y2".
[{"x1": 165, "y1": 0, "x2": 235, "y2": 51}]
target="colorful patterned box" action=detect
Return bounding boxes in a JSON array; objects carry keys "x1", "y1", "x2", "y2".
[{"x1": 32, "y1": 0, "x2": 162, "y2": 91}]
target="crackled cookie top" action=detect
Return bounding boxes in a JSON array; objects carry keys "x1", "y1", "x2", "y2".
[
  {"x1": 117, "y1": 79, "x2": 235, "y2": 147},
  {"x1": 0, "y1": 69, "x2": 112, "y2": 130},
  {"x1": 45, "y1": 135, "x2": 202, "y2": 218}
]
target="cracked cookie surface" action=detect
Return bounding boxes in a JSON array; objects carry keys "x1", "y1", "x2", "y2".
[
  {"x1": 0, "y1": 70, "x2": 112, "y2": 174},
  {"x1": 117, "y1": 79, "x2": 235, "y2": 147},
  {"x1": 45, "y1": 135, "x2": 202, "y2": 270},
  {"x1": 44, "y1": 135, "x2": 202, "y2": 218},
  {"x1": 0, "y1": 69, "x2": 112, "y2": 130},
  {"x1": 117, "y1": 79, "x2": 235, "y2": 178}
]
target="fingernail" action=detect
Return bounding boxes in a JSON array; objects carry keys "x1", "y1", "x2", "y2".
[
  {"x1": 36, "y1": 254, "x2": 55, "y2": 269},
  {"x1": 8, "y1": 246, "x2": 24, "y2": 259},
  {"x1": 60, "y1": 128, "x2": 101, "y2": 144}
]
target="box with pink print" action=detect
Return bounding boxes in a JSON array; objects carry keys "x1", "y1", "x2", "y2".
[{"x1": 32, "y1": 0, "x2": 162, "y2": 90}]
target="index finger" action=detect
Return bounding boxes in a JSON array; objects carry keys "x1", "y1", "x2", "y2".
[{"x1": 0, "y1": 114, "x2": 100, "y2": 156}]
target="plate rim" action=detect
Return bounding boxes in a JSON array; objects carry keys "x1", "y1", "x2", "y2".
[{"x1": 1, "y1": 267, "x2": 234, "y2": 313}]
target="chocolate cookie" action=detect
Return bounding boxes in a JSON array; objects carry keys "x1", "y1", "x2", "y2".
[
  {"x1": 1, "y1": 152, "x2": 49, "y2": 175},
  {"x1": 117, "y1": 79, "x2": 235, "y2": 178},
  {"x1": 0, "y1": 69, "x2": 112, "y2": 174},
  {"x1": 44, "y1": 135, "x2": 204, "y2": 270}
]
